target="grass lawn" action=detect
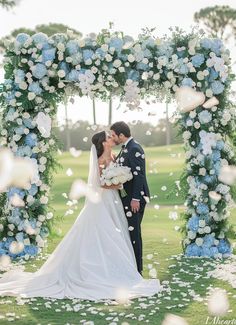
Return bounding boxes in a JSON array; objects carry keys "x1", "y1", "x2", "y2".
[{"x1": 0, "y1": 144, "x2": 235, "y2": 325}]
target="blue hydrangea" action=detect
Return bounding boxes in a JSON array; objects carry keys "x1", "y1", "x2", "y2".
[
  {"x1": 203, "y1": 175, "x2": 216, "y2": 185},
  {"x1": 157, "y1": 42, "x2": 174, "y2": 57},
  {"x1": 32, "y1": 63, "x2": 47, "y2": 79},
  {"x1": 218, "y1": 239, "x2": 231, "y2": 254},
  {"x1": 191, "y1": 53, "x2": 205, "y2": 67},
  {"x1": 202, "y1": 246, "x2": 211, "y2": 257},
  {"x1": 7, "y1": 188, "x2": 25, "y2": 200},
  {"x1": 66, "y1": 40, "x2": 79, "y2": 55},
  {"x1": 187, "y1": 215, "x2": 199, "y2": 232},
  {"x1": 24, "y1": 244, "x2": 38, "y2": 256},
  {"x1": 32, "y1": 33, "x2": 49, "y2": 49},
  {"x1": 211, "y1": 39, "x2": 223, "y2": 56},
  {"x1": 28, "y1": 184, "x2": 38, "y2": 196},
  {"x1": 14, "y1": 126, "x2": 25, "y2": 135},
  {"x1": 15, "y1": 69, "x2": 25, "y2": 82},
  {"x1": 198, "y1": 110, "x2": 212, "y2": 124},
  {"x1": 136, "y1": 62, "x2": 148, "y2": 71},
  {"x1": 66, "y1": 69, "x2": 81, "y2": 81},
  {"x1": 203, "y1": 234, "x2": 215, "y2": 248},
  {"x1": 214, "y1": 161, "x2": 221, "y2": 176},
  {"x1": 181, "y1": 77, "x2": 194, "y2": 87},
  {"x1": 83, "y1": 49, "x2": 94, "y2": 61},
  {"x1": 210, "y1": 246, "x2": 219, "y2": 256},
  {"x1": 23, "y1": 117, "x2": 35, "y2": 129},
  {"x1": 28, "y1": 81, "x2": 42, "y2": 95},
  {"x1": 185, "y1": 243, "x2": 201, "y2": 256},
  {"x1": 208, "y1": 68, "x2": 219, "y2": 82},
  {"x1": 128, "y1": 70, "x2": 140, "y2": 81},
  {"x1": 15, "y1": 232, "x2": 24, "y2": 242},
  {"x1": 212, "y1": 150, "x2": 221, "y2": 161},
  {"x1": 178, "y1": 59, "x2": 189, "y2": 74},
  {"x1": 42, "y1": 48, "x2": 56, "y2": 63},
  {"x1": 200, "y1": 38, "x2": 212, "y2": 49},
  {"x1": 196, "y1": 203, "x2": 209, "y2": 215},
  {"x1": 211, "y1": 80, "x2": 224, "y2": 95},
  {"x1": 16, "y1": 33, "x2": 30, "y2": 45},
  {"x1": 16, "y1": 145, "x2": 32, "y2": 157},
  {"x1": 216, "y1": 140, "x2": 224, "y2": 150},
  {"x1": 109, "y1": 38, "x2": 123, "y2": 52},
  {"x1": 95, "y1": 48, "x2": 106, "y2": 59},
  {"x1": 25, "y1": 132, "x2": 38, "y2": 147},
  {"x1": 59, "y1": 62, "x2": 70, "y2": 75}
]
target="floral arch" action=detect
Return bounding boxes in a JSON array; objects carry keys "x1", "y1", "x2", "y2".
[{"x1": 0, "y1": 29, "x2": 235, "y2": 260}]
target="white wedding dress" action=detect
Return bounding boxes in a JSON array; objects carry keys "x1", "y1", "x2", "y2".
[{"x1": 0, "y1": 145, "x2": 160, "y2": 300}]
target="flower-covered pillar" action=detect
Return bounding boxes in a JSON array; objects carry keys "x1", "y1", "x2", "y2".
[{"x1": 0, "y1": 29, "x2": 234, "y2": 259}]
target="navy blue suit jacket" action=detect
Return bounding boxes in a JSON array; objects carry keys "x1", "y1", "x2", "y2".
[{"x1": 116, "y1": 139, "x2": 150, "y2": 202}]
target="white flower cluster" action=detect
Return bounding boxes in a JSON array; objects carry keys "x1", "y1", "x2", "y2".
[
  {"x1": 199, "y1": 130, "x2": 220, "y2": 155},
  {"x1": 100, "y1": 162, "x2": 133, "y2": 186},
  {"x1": 124, "y1": 79, "x2": 141, "y2": 110}
]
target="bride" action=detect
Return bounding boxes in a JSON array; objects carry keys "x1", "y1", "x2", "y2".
[{"x1": 0, "y1": 131, "x2": 160, "y2": 300}]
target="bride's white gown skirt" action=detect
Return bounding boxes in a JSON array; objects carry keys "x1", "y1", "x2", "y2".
[{"x1": 0, "y1": 189, "x2": 160, "y2": 300}]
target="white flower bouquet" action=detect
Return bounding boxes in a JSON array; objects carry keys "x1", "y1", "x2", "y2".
[{"x1": 100, "y1": 162, "x2": 133, "y2": 197}]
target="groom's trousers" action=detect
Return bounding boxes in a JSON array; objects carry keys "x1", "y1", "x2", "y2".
[{"x1": 121, "y1": 197, "x2": 146, "y2": 274}]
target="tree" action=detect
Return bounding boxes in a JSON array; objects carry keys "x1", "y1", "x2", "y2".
[
  {"x1": 92, "y1": 99, "x2": 96, "y2": 125},
  {"x1": 108, "y1": 95, "x2": 112, "y2": 125},
  {"x1": 194, "y1": 5, "x2": 236, "y2": 44},
  {"x1": 0, "y1": 0, "x2": 21, "y2": 10}
]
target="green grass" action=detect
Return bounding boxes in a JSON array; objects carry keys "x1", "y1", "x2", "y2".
[{"x1": 0, "y1": 144, "x2": 235, "y2": 325}]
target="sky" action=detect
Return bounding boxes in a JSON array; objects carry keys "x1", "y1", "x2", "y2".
[{"x1": 0, "y1": 0, "x2": 235, "y2": 126}]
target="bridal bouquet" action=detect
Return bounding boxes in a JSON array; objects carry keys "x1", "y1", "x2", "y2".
[{"x1": 100, "y1": 162, "x2": 133, "y2": 197}]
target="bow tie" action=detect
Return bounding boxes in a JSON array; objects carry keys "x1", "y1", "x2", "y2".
[{"x1": 121, "y1": 144, "x2": 126, "y2": 149}]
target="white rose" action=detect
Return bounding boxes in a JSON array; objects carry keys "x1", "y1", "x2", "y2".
[
  {"x1": 57, "y1": 70, "x2": 66, "y2": 78},
  {"x1": 195, "y1": 237, "x2": 203, "y2": 246},
  {"x1": 127, "y1": 54, "x2": 135, "y2": 63},
  {"x1": 28, "y1": 92, "x2": 36, "y2": 101}
]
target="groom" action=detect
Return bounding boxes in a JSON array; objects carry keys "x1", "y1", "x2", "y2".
[{"x1": 110, "y1": 121, "x2": 150, "y2": 275}]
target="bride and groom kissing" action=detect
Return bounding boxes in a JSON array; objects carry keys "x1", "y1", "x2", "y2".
[{"x1": 0, "y1": 122, "x2": 160, "y2": 301}]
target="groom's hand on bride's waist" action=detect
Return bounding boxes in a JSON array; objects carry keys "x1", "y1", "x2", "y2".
[{"x1": 131, "y1": 199, "x2": 140, "y2": 213}]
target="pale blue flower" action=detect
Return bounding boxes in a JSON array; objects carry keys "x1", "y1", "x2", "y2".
[
  {"x1": 191, "y1": 53, "x2": 205, "y2": 67},
  {"x1": 218, "y1": 239, "x2": 231, "y2": 254},
  {"x1": 16, "y1": 33, "x2": 30, "y2": 45},
  {"x1": 23, "y1": 117, "x2": 35, "y2": 129},
  {"x1": 28, "y1": 184, "x2": 38, "y2": 196},
  {"x1": 185, "y1": 243, "x2": 201, "y2": 256},
  {"x1": 187, "y1": 215, "x2": 199, "y2": 232},
  {"x1": 181, "y1": 77, "x2": 194, "y2": 87},
  {"x1": 66, "y1": 40, "x2": 79, "y2": 55},
  {"x1": 28, "y1": 82, "x2": 42, "y2": 95},
  {"x1": 95, "y1": 48, "x2": 106, "y2": 59},
  {"x1": 32, "y1": 63, "x2": 47, "y2": 79},
  {"x1": 15, "y1": 232, "x2": 24, "y2": 242},
  {"x1": 211, "y1": 80, "x2": 224, "y2": 95},
  {"x1": 109, "y1": 38, "x2": 123, "y2": 52},
  {"x1": 128, "y1": 70, "x2": 139, "y2": 81},
  {"x1": 32, "y1": 33, "x2": 49, "y2": 49},
  {"x1": 14, "y1": 126, "x2": 25, "y2": 135},
  {"x1": 196, "y1": 203, "x2": 209, "y2": 215},
  {"x1": 198, "y1": 110, "x2": 212, "y2": 124},
  {"x1": 25, "y1": 133, "x2": 38, "y2": 147},
  {"x1": 42, "y1": 48, "x2": 56, "y2": 63},
  {"x1": 83, "y1": 49, "x2": 94, "y2": 61}
]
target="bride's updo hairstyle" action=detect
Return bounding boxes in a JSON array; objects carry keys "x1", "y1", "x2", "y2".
[{"x1": 91, "y1": 131, "x2": 106, "y2": 158}]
